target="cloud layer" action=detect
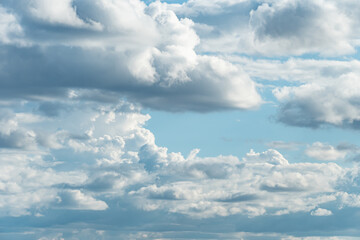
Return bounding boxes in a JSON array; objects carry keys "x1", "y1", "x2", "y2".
[
  {"x1": 2, "y1": 0, "x2": 360, "y2": 239},
  {"x1": 0, "y1": 99, "x2": 359, "y2": 224}
]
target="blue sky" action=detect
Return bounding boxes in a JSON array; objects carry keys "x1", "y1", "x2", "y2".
[{"x1": 2, "y1": 0, "x2": 360, "y2": 239}]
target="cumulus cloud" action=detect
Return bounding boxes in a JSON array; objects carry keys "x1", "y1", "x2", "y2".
[
  {"x1": 273, "y1": 73, "x2": 360, "y2": 128},
  {"x1": 0, "y1": 0, "x2": 261, "y2": 112},
  {"x1": 249, "y1": 0, "x2": 353, "y2": 56},
  {"x1": 0, "y1": 152, "x2": 87, "y2": 216},
  {"x1": 0, "y1": 99, "x2": 356, "y2": 220},
  {"x1": 0, "y1": 111, "x2": 40, "y2": 150},
  {"x1": 54, "y1": 190, "x2": 108, "y2": 210},
  {"x1": 310, "y1": 208, "x2": 333, "y2": 216},
  {"x1": 3, "y1": 0, "x2": 360, "y2": 238},
  {"x1": 1, "y1": 97, "x2": 360, "y2": 240},
  {"x1": 131, "y1": 148, "x2": 346, "y2": 218},
  {"x1": 28, "y1": 0, "x2": 102, "y2": 29},
  {"x1": 169, "y1": 0, "x2": 360, "y2": 57},
  {"x1": 305, "y1": 142, "x2": 349, "y2": 161},
  {"x1": 0, "y1": 100, "x2": 150, "y2": 216},
  {"x1": 226, "y1": 56, "x2": 360, "y2": 129}
]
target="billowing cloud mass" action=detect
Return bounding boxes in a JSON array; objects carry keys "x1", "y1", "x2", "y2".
[
  {"x1": 221, "y1": 56, "x2": 360, "y2": 129},
  {"x1": 0, "y1": 0, "x2": 261, "y2": 112},
  {"x1": 273, "y1": 73, "x2": 360, "y2": 128},
  {"x1": 169, "y1": 0, "x2": 360, "y2": 56},
  {"x1": 2, "y1": 0, "x2": 360, "y2": 239},
  {"x1": 1, "y1": 99, "x2": 360, "y2": 239}
]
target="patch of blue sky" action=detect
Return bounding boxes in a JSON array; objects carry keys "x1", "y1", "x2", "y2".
[{"x1": 146, "y1": 103, "x2": 360, "y2": 164}]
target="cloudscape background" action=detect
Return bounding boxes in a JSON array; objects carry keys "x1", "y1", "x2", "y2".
[{"x1": 1, "y1": 0, "x2": 360, "y2": 239}]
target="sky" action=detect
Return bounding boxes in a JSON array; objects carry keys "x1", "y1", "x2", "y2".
[{"x1": 2, "y1": 0, "x2": 360, "y2": 239}]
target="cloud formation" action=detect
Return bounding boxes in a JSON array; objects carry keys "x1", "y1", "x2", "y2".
[
  {"x1": 0, "y1": 0, "x2": 261, "y2": 112},
  {"x1": 170, "y1": 0, "x2": 360, "y2": 56},
  {"x1": 2, "y1": 0, "x2": 360, "y2": 238},
  {"x1": 0, "y1": 99, "x2": 358, "y2": 223},
  {"x1": 273, "y1": 73, "x2": 360, "y2": 128},
  {"x1": 305, "y1": 142, "x2": 360, "y2": 161}
]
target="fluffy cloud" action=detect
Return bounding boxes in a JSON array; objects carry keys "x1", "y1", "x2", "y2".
[
  {"x1": 131, "y1": 148, "x2": 347, "y2": 218},
  {"x1": 28, "y1": 0, "x2": 102, "y2": 29},
  {"x1": 249, "y1": 0, "x2": 353, "y2": 56},
  {"x1": 226, "y1": 56, "x2": 360, "y2": 129},
  {"x1": 224, "y1": 56, "x2": 360, "y2": 129},
  {"x1": 305, "y1": 142, "x2": 348, "y2": 161},
  {"x1": 54, "y1": 190, "x2": 108, "y2": 210},
  {"x1": 305, "y1": 142, "x2": 360, "y2": 161},
  {"x1": 0, "y1": 99, "x2": 356, "y2": 220},
  {"x1": 310, "y1": 208, "x2": 333, "y2": 216},
  {"x1": 0, "y1": 99, "x2": 360, "y2": 238},
  {"x1": 170, "y1": 0, "x2": 359, "y2": 56},
  {"x1": 0, "y1": 152, "x2": 88, "y2": 216},
  {"x1": 273, "y1": 73, "x2": 360, "y2": 128},
  {"x1": 0, "y1": 0, "x2": 261, "y2": 112},
  {"x1": 3, "y1": 0, "x2": 360, "y2": 238},
  {"x1": 0, "y1": 100, "x2": 148, "y2": 216}
]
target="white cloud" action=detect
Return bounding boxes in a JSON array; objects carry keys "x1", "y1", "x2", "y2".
[
  {"x1": 229, "y1": 57, "x2": 360, "y2": 83},
  {"x1": 0, "y1": 152, "x2": 87, "y2": 216},
  {"x1": 244, "y1": 148, "x2": 289, "y2": 165},
  {"x1": 54, "y1": 190, "x2": 108, "y2": 210},
  {"x1": 3, "y1": 0, "x2": 360, "y2": 237},
  {"x1": 305, "y1": 142, "x2": 348, "y2": 161},
  {"x1": 0, "y1": 99, "x2": 353, "y2": 219},
  {"x1": 29, "y1": 0, "x2": 102, "y2": 30},
  {"x1": 170, "y1": 0, "x2": 359, "y2": 57},
  {"x1": 223, "y1": 56, "x2": 360, "y2": 129},
  {"x1": 338, "y1": 192, "x2": 360, "y2": 208},
  {"x1": 1, "y1": 97, "x2": 360, "y2": 240},
  {"x1": 131, "y1": 148, "x2": 346, "y2": 218},
  {"x1": 0, "y1": 0, "x2": 261, "y2": 111},
  {"x1": 249, "y1": 0, "x2": 353, "y2": 56},
  {"x1": 0, "y1": 5, "x2": 24, "y2": 45},
  {"x1": 273, "y1": 73, "x2": 360, "y2": 128},
  {"x1": 310, "y1": 208, "x2": 333, "y2": 216}
]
